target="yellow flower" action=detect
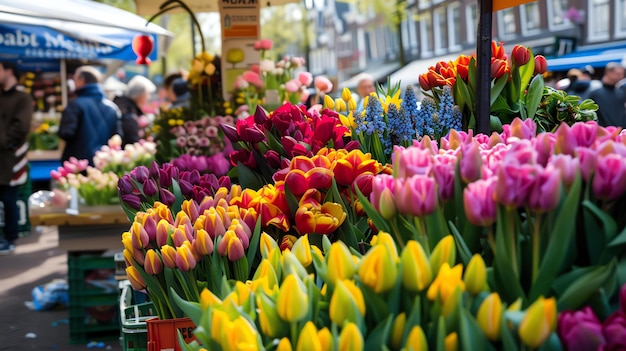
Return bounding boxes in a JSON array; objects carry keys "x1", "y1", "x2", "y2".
[
  {"x1": 256, "y1": 292, "x2": 288, "y2": 338},
  {"x1": 291, "y1": 234, "x2": 313, "y2": 267},
  {"x1": 200, "y1": 288, "x2": 222, "y2": 310},
  {"x1": 260, "y1": 232, "x2": 278, "y2": 259},
  {"x1": 380, "y1": 90, "x2": 402, "y2": 114},
  {"x1": 390, "y1": 313, "x2": 406, "y2": 350},
  {"x1": 400, "y1": 240, "x2": 432, "y2": 292},
  {"x1": 276, "y1": 274, "x2": 308, "y2": 322},
  {"x1": 335, "y1": 98, "x2": 347, "y2": 112},
  {"x1": 330, "y1": 279, "x2": 366, "y2": 326},
  {"x1": 445, "y1": 332, "x2": 458, "y2": 351},
  {"x1": 429, "y1": 235, "x2": 456, "y2": 275},
  {"x1": 464, "y1": 254, "x2": 487, "y2": 295},
  {"x1": 403, "y1": 326, "x2": 427, "y2": 350},
  {"x1": 338, "y1": 323, "x2": 363, "y2": 351},
  {"x1": 220, "y1": 316, "x2": 260, "y2": 351},
  {"x1": 518, "y1": 296, "x2": 557, "y2": 348},
  {"x1": 327, "y1": 241, "x2": 357, "y2": 284},
  {"x1": 276, "y1": 338, "x2": 293, "y2": 351},
  {"x1": 477, "y1": 293, "x2": 502, "y2": 341},
  {"x1": 426, "y1": 263, "x2": 465, "y2": 303},
  {"x1": 252, "y1": 259, "x2": 279, "y2": 293},
  {"x1": 358, "y1": 244, "x2": 398, "y2": 293},
  {"x1": 372, "y1": 231, "x2": 399, "y2": 259},
  {"x1": 296, "y1": 321, "x2": 322, "y2": 351},
  {"x1": 324, "y1": 94, "x2": 335, "y2": 109},
  {"x1": 341, "y1": 87, "x2": 353, "y2": 102},
  {"x1": 339, "y1": 112, "x2": 357, "y2": 130},
  {"x1": 318, "y1": 327, "x2": 333, "y2": 351}
]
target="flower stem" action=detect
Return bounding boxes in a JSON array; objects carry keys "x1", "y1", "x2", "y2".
[
  {"x1": 506, "y1": 207, "x2": 519, "y2": 277},
  {"x1": 531, "y1": 213, "x2": 542, "y2": 284},
  {"x1": 390, "y1": 220, "x2": 406, "y2": 249},
  {"x1": 486, "y1": 225, "x2": 496, "y2": 253},
  {"x1": 413, "y1": 216, "x2": 430, "y2": 255}
]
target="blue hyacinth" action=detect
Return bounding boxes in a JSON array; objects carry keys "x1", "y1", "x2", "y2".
[
  {"x1": 401, "y1": 85, "x2": 419, "y2": 140},
  {"x1": 389, "y1": 103, "x2": 413, "y2": 143},
  {"x1": 437, "y1": 86, "x2": 462, "y2": 135},
  {"x1": 416, "y1": 97, "x2": 436, "y2": 137}
]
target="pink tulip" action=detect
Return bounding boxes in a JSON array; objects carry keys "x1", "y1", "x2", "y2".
[
  {"x1": 505, "y1": 139, "x2": 538, "y2": 165},
  {"x1": 502, "y1": 117, "x2": 536, "y2": 141},
  {"x1": 571, "y1": 121, "x2": 599, "y2": 148},
  {"x1": 253, "y1": 39, "x2": 273, "y2": 51},
  {"x1": 242, "y1": 70, "x2": 264, "y2": 88},
  {"x1": 460, "y1": 140, "x2": 483, "y2": 183},
  {"x1": 395, "y1": 146, "x2": 433, "y2": 178},
  {"x1": 555, "y1": 123, "x2": 577, "y2": 155},
  {"x1": 285, "y1": 79, "x2": 301, "y2": 93},
  {"x1": 370, "y1": 174, "x2": 395, "y2": 213},
  {"x1": 300, "y1": 89, "x2": 310, "y2": 103},
  {"x1": 395, "y1": 175, "x2": 437, "y2": 217},
  {"x1": 412, "y1": 135, "x2": 439, "y2": 155},
  {"x1": 314, "y1": 76, "x2": 333, "y2": 93},
  {"x1": 494, "y1": 161, "x2": 539, "y2": 208},
  {"x1": 528, "y1": 166, "x2": 562, "y2": 212},
  {"x1": 602, "y1": 312, "x2": 626, "y2": 349},
  {"x1": 548, "y1": 154, "x2": 580, "y2": 188},
  {"x1": 432, "y1": 154, "x2": 456, "y2": 201},
  {"x1": 463, "y1": 177, "x2": 497, "y2": 226},
  {"x1": 298, "y1": 71, "x2": 313, "y2": 86},
  {"x1": 534, "y1": 132, "x2": 555, "y2": 166},
  {"x1": 593, "y1": 154, "x2": 626, "y2": 200},
  {"x1": 576, "y1": 147, "x2": 598, "y2": 181}
]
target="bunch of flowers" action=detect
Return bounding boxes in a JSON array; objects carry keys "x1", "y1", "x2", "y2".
[
  {"x1": 174, "y1": 233, "x2": 563, "y2": 350},
  {"x1": 93, "y1": 135, "x2": 157, "y2": 176},
  {"x1": 362, "y1": 118, "x2": 625, "y2": 313},
  {"x1": 231, "y1": 39, "x2": 313, "y2": 114},
  {"x1": 50, "y1": 157, "x2": 119, "y2": 206},
  {"x1": 169, "y1": 153, "x2": 231, "y2": 178},
  {"x1": 29, "y1": 117, "x2": 60, "y2": 151},
  {"x1": 122, "y1": 195, "x2": 260, "y2": 320},
  {"x1": 221, "y1": 103, "x2": 353, "y2": 189}
]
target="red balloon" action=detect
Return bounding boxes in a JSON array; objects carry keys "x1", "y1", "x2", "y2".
[{"x1": 132, "y1": 35, "x2": 154, "y2": 65}]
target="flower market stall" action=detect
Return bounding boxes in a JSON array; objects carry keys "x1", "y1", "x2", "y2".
[{"x1": 99, "y1": 28, "x2": 626, "y2": 350}]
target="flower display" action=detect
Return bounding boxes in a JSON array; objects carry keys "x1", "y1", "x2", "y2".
[
  {"x1": 51, "y1": 157, "x2": 119, "y2": 206},
  {"x1": 93, "y1": 135, "x2": 157, "y2": 176},
  {"x1": 29, "y1": 116, "x2": 60, "y2": 151}
]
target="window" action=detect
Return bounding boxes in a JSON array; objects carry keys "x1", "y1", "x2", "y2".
[
  {"x1": 434, "y1": 7, "x2": 447, "y2": 54},
  {"x1": 448, "y1": 3, "x2": 462, "y2": 51},
  {"x1": 466, "y1": 3, "x2": 477, "y2": 44},
  {"x1": 419, "y1": 0, "x2": 431, "y2": 10},
  {"x1": 521, "y1": 3, "x2": 541, "y2": 35},
  {"x1": 548, "y1": 0, "x2": 569, "y2": 28},
  {"x1": 419, "y1": 12, "x2": 433, "y2": 57},
  {"x1": 497, "y1": 8, "x2": 517, "y2": 38},
  {"x1": 589, "y1": 0, "x2": 610, "y2": 41},
  {"x1": 616, "y1": 0, "x2": 626, "y2": 37}
]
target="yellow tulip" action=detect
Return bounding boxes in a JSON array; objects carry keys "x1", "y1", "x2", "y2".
[
  {"x1": 221, "y1": 316, "x2": 260, "y2": 351},
  {"x1": 442, "y1": 286, "x2": 463, "y2": 317},
  {"x1": 277, "y1": 338, "x2": 293, "y2": 351},
  {"x1": 429, "y1": 235, "x2": 456, "y2": 275},
  {"x1": 327, "y1": 242, "x2": 357, "y2": 284},
  {"x1": 125, "y1": 265, "x2": 146, "y2": 290},
  {"x1": 252, "y1": 259, "x2": 279, "y2": 292},
  {"x1": 276, "y1": 275, "x2": 308, "y2": 322},
  {"x1": 256, "y1": 292, "x2": 288, "y2": 338},
  {"x1": 348, "y1": 99, "x2": 357, "y2": 111},
  {"x1": 477, "y1": 293, "x2": 502, "y2": 341},
  {"x1": 223, "y1": 281, "x2": 251, "y2": 307},
  {"x1": 463, "y1": 254, "x2": 486, "y2": 295},
  {"x1": 121, "y1": 231, "x2": 133, "y2": 252},
  {"x1": 403, "y1": 325, "x2": 427, "y2": 351},
  {"x1": 296, "y1": 321, "x2": 322, "y2": 351},
  {"x1": 358, "y1": 245, "x2": 398, "y2": 293},
  {"x1": 400, "y1": 240, "x2": 432, "y2": 292},
  {"x1": 260, "y1": 232, "x2": 278, "y2": 258},
  {"x1": 372, "y1": 231, "x2": 399, "y2": 259},
  {"x1": 318, "y1": 327, "x2": 334, "y2": 351},
  {"x1": 282, "y1": 250, "x2": 309, "y2": 281},
  {"x1": 444, "y1": 332, "x2": 458, "y2": 351},
  {"x1": 291, "y1": 234, "x2": 313, "y2": 267},
  {"x1": 330, "y1": 279, "x2": 366, "y2": 326},
  {"x1": 341, "y1": 87, "x2": 353, "y2": 102},
  {"x1": 338, "y1": 323, "x2": 363, "y2": 351},
  {"x1": 519, "y1": 296, "x2": 557, "y2": 348},
  {"x1": 211, "y1": 309, "x2": 229, "y2": 342},
  {"x1": 390, "y1": 313, "x2": 406, "y2": 350},
  {"x1": 426, "y1": 263, "x2": 465, "y2": 303},
  {"x1": 335, "y1": 98, "x2": 347, "y2": 112},
  {"x1": 324, "y1": 94, "x2": 335, "y2": 109},
  {"x1": 200, "y1": 288, "x2": 222, "y2": 310}
]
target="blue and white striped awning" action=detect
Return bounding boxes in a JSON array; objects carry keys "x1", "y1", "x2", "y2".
[{"x1": 547, "y1": 44, "x2": 626, "y2": 71}]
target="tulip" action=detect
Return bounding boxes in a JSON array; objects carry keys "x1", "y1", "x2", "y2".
[
  {"x1": 159, "y1": 189, "x2": 176, "y2": 207},
  {"x1": 298, "y1": 71, "x2": 313, "y2": 86},
  {"x1": 142, "y1": 179, "x2": 158, "y2": 197},
  {"x1": 534, "y1": 55, "x2": 548, "y2": 74},
  {"x1": 529, "y1": 167, "x2": 562, "y2": 212},
  {"x1": 602, "y1": 312, "x2": 626, "y2": 348},
  {"x1": 494, "y1": 161, "x2": 538, "y2": 208},
  {"x1": 404, "y1": 326, "x2": 428, "y2": 350},
  {"x1": 426, "y1": 263, "x2": 465, "y2": 304},
  {"x1": 291, "y1": 235, "x2": 313, "y2": 267},
  {"x1": 221, "y1": 316, "x2": 260, "y2": 351},
  {"x1": 200, "y1": 288, "x2": 221, "y2": 309},
  {"x1": 464, "y1": 254, "x2": 486, "y2": 295},
  {"x1": 121, "y1": 193, "x2": 142, "y2": 210},
  {"x1": 330, "y1": 279, "x2": 366, "y2": 326},
  {"x1": 280, "y1": 235, "x2": 297, "y2": 252},
  {"x1": 217, "y1": 230, "x2": 245, "y2": 262},
  {"x1": 429, "y1": 235, "x2": 456, "y2": 275},
  {"x1": 400, "y1": 240, "x2": 432, "y2": 292},
  {"x1": 256, "y1": 292, "x2": 288, "y2": 338},
  {"x1": 296, "y1": 321, "x2": 322, "y2": 351},
  {"x1": 477, "y1": 293, "x2": 502, "y2": 341},
  {"x1": 324, "y1": 94, "x2": 335, "y2": 109},
  {"x1": 192, "y1": 228, "x2": 214, "y2": 256},
  {"x1": 327, "y1": 241, "x2": 358, "y2": 284},
  {"x1": 370, "y1": 174, "x2": 395, "y2": 213},
  {"x1": 557, "y1": 306, "x2": 605, "y2": 350},
  {"x1": 358, "y1": 244, "x2": 398, "y2": 293},
  {"x1": 492, "y1": 41, "x2": 505, "y2": 59},
  {"x1": 175, "y1": 241, "x2": 197, "y2": 272},
  {"x1": 371, "y1": 231, "x2": 399, "y2": 259},
  {"x1": 491, "y1": 58, "x2": 509, "y2": 79},
  {"x1": 285, "y1": 168, "x2": 334, "y2": 196},
  {"x1": 390, "y1": 313, "x2": 406, "y2": 350},
  {"x1": 144, "y1": 249, "x2": 163, "y2": 275},
  {"x1": 338, "y1": 323, "x2": 363, "y2": 351},
  {"x1": 463, "y1": 178, "x2": 497, "y2": 227},
  {"x1": 395, "y1": 175, "x2": 438, "y2": 217},
  {"x1": 460, "y1": 140, "x2": 483, "y2": 183},
  {"x1": 314, "y1": 76, "x2": 333, "y2": 93},
  {"x1": 130, "y1": 222, "x2": 149, "y2": 249},
  {"x1": 276, "y1": 274, "x2": 308, "y2": 322},
  {"x1": 593, "y1": 154, "x2": 626, "y2": 200},
  {"x1": 160, "y1": 244, "x2": 177, "y2": 268},
  {"x1": 445, "y1": 332, "x2": 458, "y2": 351},
  {"x1": 260, "y1": 232, "x2": 278, "y2": 259},
  {"x1": 276, "y1": 338, "x2": 293, "y2": 351},
  {"x1": 252, "y1": 259, "x2": 279, "y2": 293},
  {"x1": 294, "y1": 200, "x2": 347, "y2": 235},
  {"x1": 126, "y1": 265, "x2": 146, "y2": 290},
  {"x1": 121, "y1": 232, "x2": 133, "y2": 253},
  {"x1": 519, "y1": 296, "x2": 557, "y2": 348},
  {"x1": 511, "y1": 45, "x2": 531, "y2": 66},
  {"x1": 318, "y1": 327, "x2": 333, "y2": 351}
]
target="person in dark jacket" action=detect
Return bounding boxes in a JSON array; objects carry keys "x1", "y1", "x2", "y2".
[
  {"x1": 113, "y1": 75, "x2": 155, "y2": 147},
  {"x1": 588, "y1": 62, "x2": 626, "y2": 128},
  {"x1": 58, "y1": 66, "x2": 120, "y2": 165},
  {"x1": 0, "y1": 61, "x2": 33, "y2": 254}
]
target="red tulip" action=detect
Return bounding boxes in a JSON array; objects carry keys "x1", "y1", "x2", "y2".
[
  {"x1": 534, "y1": 55, "x2": 548, "y2": 74},
  {"x1": 491, "y1": 58, "x2": 509, "y2": 79},
  {"x1": 491, "y1": 41, "x2": 505, "y2": 60}
]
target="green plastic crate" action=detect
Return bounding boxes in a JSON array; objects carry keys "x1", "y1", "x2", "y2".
[{"x1": 68, "y1": 252, "x2": 117, "y2": 297}]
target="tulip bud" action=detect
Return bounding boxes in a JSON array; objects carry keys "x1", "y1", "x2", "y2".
[
  {"x1": 318, "y1": 327, "x2": 333, "y2": 351},
  {"x1": 335, "y1": 98, "x2": 347, "y2": 112},
  {"x1": 338, "y1": 323, "x2": 363, "y2": 351},
  {"x1": 276, "y1": 274, "x2": 308, "y2": 322},
  {"x1": 426, "y1": 263, "x2": 465, "y2": 303},
  {"x1": 324, "y1": 94, "x2": 335, "y2": 109},
  {"x1": 460, "y1": 140, "x2": 483, "y2": 183},
  {"x1": 217, "y1": 230, "x2": 245, "y2": 262},
  {"x1": 126, "y1": 265, "x2": 146, "y2": 290},
  {"x1": 511, "y1": 45, "x2": 530, "y2": 66},
  {"x1": 160, "y1": 244, "x2": 177, "y2": 268},
  {"x1": 121, "y1": 231, "x2": 133, "y2": 253},
  {"x1": 429, "y1": 235, "x2": 456, "y2": 275},
  {"x1": 477, "y1": 293, "x2": 502, "y2": 341},
  {"x1": 192, "y1": 228, "x2": 214, "y2": 256},
  {"x1": 534, "y1": 55, "x2": 548, "y2": 75},
  {"x1": 519, "y1": 296, "x2": 557, "y2": 348},
  {"x1": 445, "y1": 332, "x2": 458, "y2": 351},
  {"x1": 142, "y1": 179, "x2": 158, "y2": 197},
  {"x1": 200, "y1": 288, "x2": 222, "y2": 309},
  {"x1": 404, "y1": 326, "x2": 428, "y2": 350},
  {"x1": 257, "y1": 292, "x2": 289, "y2": 338},
  {"x1": 252, "y1": 259, "x2": 279, "y2": 293},
  {"x1": 464, "y1": 254, "x2": 487, "y2": 295},
  {"x1": 358, "y1": 244, "x2": 398, "y2": 293},
  {"x1": 400, "y1": 240, "x2": 432, "y2": 292},
  {"x1": 327, "y1": 241, "x2": 357, "y2": 284},
  {"x1": 175, "y1": 242, "x2": 197, "y2": 272},
  {"x1": 390, "y1": 313, "x2": 406, "y2": 350},
  {"x1": 342, "y1": 87, "x2": 353, "y2": 102},
  {"x1": 296, "y1": 321, "x2": 322, "y2": 351},
  {"x1": 378, "y1": 188, "x2": 397, "y2": 220},
  {"x1": 260, "y1": 232, "x2": 278, "y2": 259},
  {"x1": 130, "y1": 222, "x2": 149, "y2": 249},
  {"x1": 347, "y1": 98, "x2": 357, "y2": 111},
  {"x1": 144, "y1": 249, "x2": 163, "y2": 275},
  {"x1": 330, "y1": 279, "x2": 366, "y2": 326},
  {"x1": 276, "y1": 338, "x2": 293, "y2": 351},
  {"x1": 291, "y1": 234, "x2": 313, "y2": 267}
]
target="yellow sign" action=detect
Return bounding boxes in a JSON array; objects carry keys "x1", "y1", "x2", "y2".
[{"x1": 493, "y1": 0, "x2": 536, "y2": 12}]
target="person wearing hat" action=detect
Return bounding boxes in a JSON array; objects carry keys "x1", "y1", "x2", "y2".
[
  {"x1": 113, "y1": 75, "x2": 156, "y2": 146},
  {"x1": 0, "y1": 61, "x2": 33, "y2": 254}
]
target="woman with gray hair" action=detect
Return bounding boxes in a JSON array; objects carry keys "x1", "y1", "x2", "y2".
[{"x1": 113, "y1": 75, "x2": 156, "y2": 146}]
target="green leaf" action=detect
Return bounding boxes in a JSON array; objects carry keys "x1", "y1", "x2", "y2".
[
  {"x1": 355, "y1": 186, "x2": 391, "y2": 233},
  {"x1": 490, "y1": 74, "x2": 509, "y2": 106},
  {"x1": 170, "y1": 287, "x2": 203, "y2": 323},
  {"x1": 489, "y1": 115, "x2": 503, "y2": 133},
  {"x1": 448, "y1": 221, "x2": 472, "y2": 265},
  {"x1": 529, "y1": 173, "x2": 582, "y2": 301},
  {"x1": 436, "y1": 316, "x2": 446, "y2": 351},
  {"x1": 246, "y1": 217, "x2": 262, "y2": 276},
  {"x1": 364, "y1": 315, "x2": 394, "y2": 351},
  {"x1": 557, "y1": 261, "x2": 616, "y2": 311},
  {"x1": 524, "y1": 74, "x2": 545, "y2": 120},
  {"x1": 236, "y1": 161, "x2": 264, "y2": 190},
  {"x1": 459, "y1": 309, "x2": 489, "y2": 351},
  {"x1": 518, "y1": 50, "x2": 536, "y2": 98},
  {"x1": 493, "y1": 206, "x2": 526, "y2": 304}
]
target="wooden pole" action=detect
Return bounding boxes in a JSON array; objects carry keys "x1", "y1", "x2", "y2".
[{"x1": 475, "y1": 0, "x2": 492, "y2": 135}]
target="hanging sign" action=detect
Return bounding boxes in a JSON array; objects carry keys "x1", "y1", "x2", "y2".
[{"x1": 493, "y1": 0, "x2": 536, "y2": 12}]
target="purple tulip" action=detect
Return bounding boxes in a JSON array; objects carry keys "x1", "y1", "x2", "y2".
[
  {"x1": 178, "y1": 179, "x2": 193, "y2": 197},
  {"x1": 149, "y1": 161, "x2": 160, "y2": 181},
  {"x1": 602, "y1": 312, "x2": 626, "y2": 349},
  {"x1": 142, "y1": 179, "x2": 158, "y2": 197},
  {"x1": 134, "y1": 166, "x2": 149, "y2": 184},
  {"x1": 220, "y1": 123, "x2": 240, "y2": 143},
  {"x1": 558, "y1": 307, "x2": 606, "y2": 351},
  {"x1": 143, "y1": 215, "x2": 157, "y2": 242},
  {"x1": 254, "y1": 104, "x2": 269, "y2": 125},
  {"x1": 460, "y1": 140, "x2": 483, "y2": 183},
  {"x1": 395, "y1": 174, "x2": 437, "y2": 217},
  {"x1": 159, "y1": 188, "x2": 176, "y2": 207},
  {"x1": 432, "y1": 154, "x2": 456, "y2": 201},
  {"x1": 534, "y1": 132, "x2": 555, "y2": 167},
  {"x1": 528, "y1": 166, "x2": 562, "y2": 212},
  {"x1": 121, "y1": 193, "x2": 142, "y2": 210},
  {"x1": 593, "y1": 154, "x2": 626, "y2": 200},
  {"x1": 463, "y1": 177, "x2": 497, "y2": 226},
  {"x1": 118, "y1": 176, "x2": 134, "y2": 194}
]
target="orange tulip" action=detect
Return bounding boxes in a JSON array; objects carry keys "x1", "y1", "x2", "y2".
[
  {"x1": 294, "y1": 199, "x2": 347, "y2": 235},
  {"x1": 332, "y1": 149, "x2": 384, "y2": 187}
]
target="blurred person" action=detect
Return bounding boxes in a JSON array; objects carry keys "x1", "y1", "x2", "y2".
[
  {"x1": 170, "y1": 77, "x2": 190, "y2": 109},
  {"x1": 58, "y1": 66, "x2": 121, "y2": 165},
  {"x1": 565, "y1": 66, "x2": 600, "y2": 101},
  {"x1": 0, "y1": 61, "x2": 33, "y2": 254},
  {"x1": 159, "y1": 72, "x2": 184, "y2": 110},
  {"x1": 114, "y1": 75, "x2": 156, "y2": 146},
  {"x1": 355, "y1": 73, "x2": 376, "y2": 111},
  {"x1": 588, "y1": 62, "x2": 626, "y2": 128}
]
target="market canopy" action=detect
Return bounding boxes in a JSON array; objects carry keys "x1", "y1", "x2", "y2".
[
  {"x1": 546, "y1": 44, "x2": 626, "y2": 72},
  {"x1": 132, "y1": 0, "x2": 300, "y2": 15}
]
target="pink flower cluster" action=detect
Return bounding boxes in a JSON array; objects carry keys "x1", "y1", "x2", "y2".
[
  {"x1": 171, "y1": 115, "x2": 235, "y2": 157},
  {"x1": 370, "y1": 118, "x2": 626, "y2": 226}
]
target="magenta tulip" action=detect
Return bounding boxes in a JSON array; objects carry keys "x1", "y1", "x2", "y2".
[
  {"x1": 396, "y1": 146, "x2": 433, "y2": 178},
  {"x1": 571, "y1": 121, "x2": 599, "y2": 148},
  {"x1": 494, "y1": 161, "x2": 539, "y2": 208},
  {"x1": 528, "y1": 167, "x2": 562, "y2": 212},
  {"x1": 370, "y1": 174, "x2": 395, "y2": 213},
  {"x1": 460, "y1": 140, "x2": 483, "y2": 183},
  {"x1": 534, "y1": 132, "x2": 555, "y2": 166},
  {"x1": 593, "y1": 154, "x2": 626, "y2": 200},
  {"x1": 549, "y1": 154, "x2": 580, "y2": 188},
  {"x1": 557, "y1": 307, "x2": 606, "y2": 351},
  {"x1": 432, "y1": 154, "x2": 456, "y2": 201},
  {"x1": 602, "y1": 312, "x2": 626, "y2": 349},
  {"x1": 463, "y1": 177, "x2": 497, "y2": 226},
  {"x1": 395, "y1": 175, "x2": 437, "y2": 217},
  {"x1": 555, "y1": 123, "x2": 577, "y2": 155}
]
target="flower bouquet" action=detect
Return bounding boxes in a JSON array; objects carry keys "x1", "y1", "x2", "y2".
[
  {"x1": 50, "y1": 157, "x2": 119, "y2": 206},
  {"x1": 93, "y1": 135, "x2": 157, "y2": 176}
]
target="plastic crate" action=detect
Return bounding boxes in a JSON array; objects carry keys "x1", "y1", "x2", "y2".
[
  {"x1": 68, "y1": 251, "x2": 117, "y2": 297},
  {"x1": 115, "y1": 251, "x2": 127, "y2": 279},
  {"x1": 69, "y1": 304, "x2": 120, "y2": 344},
  {"x1": 119, "y1": 282, "x2": 156, "y2": 351},
  {"x1": 122, "y1": 327, "x2": 148, "y2": 351}
]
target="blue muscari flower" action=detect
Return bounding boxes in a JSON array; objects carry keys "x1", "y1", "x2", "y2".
[
  {"x1": 390, "y1": 104, "x2": 413, "y2": 143},
  {"x1": 437, "y1": 86, "x2": 462, "y2": 134},
  {"x1": 401, "y1": 85, "x2": 419, "y2": 139},
  {"x1": 416, "y1": 97, "x2": 436, "y2": 137},
  {"x1": 365, "y1": 94, "x2": 385, "y2": 134}
]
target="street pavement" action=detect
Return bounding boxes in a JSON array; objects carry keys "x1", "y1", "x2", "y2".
[{"x1": 0, "y1": 226, "x2": 123, "y2": 351}]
